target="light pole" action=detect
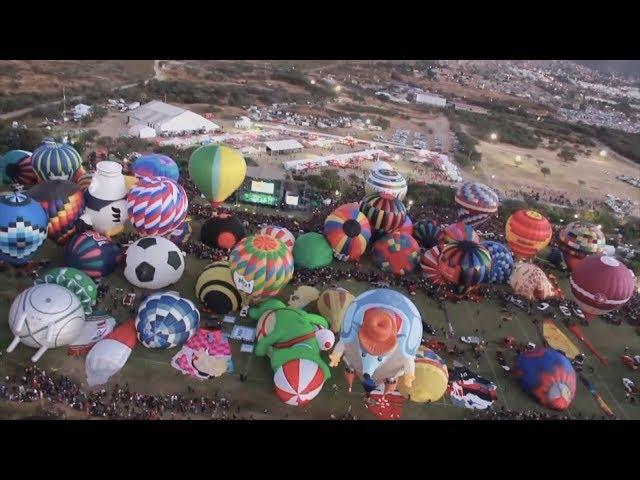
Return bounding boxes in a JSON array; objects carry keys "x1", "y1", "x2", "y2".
[{"x1": 490, "y1": 132, "x2": 498, "y2": 142}]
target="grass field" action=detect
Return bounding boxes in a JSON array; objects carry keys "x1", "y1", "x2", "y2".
[{"x1": 0, "y1": 218, "x2": 638, "y2": 420}]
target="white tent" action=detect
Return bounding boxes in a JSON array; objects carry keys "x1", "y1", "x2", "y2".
[{"x1": 129, "y1": 124, "x2": 156, "y2": 139}]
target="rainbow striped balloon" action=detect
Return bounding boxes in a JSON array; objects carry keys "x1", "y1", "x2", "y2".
[
  {"x1": 0, "y1": 150, "x2": 38, "y2": 186},
  {"x1": 229, "y1": 234, "x2": 294, "y2": 304},
  {"x1": 27, "y1": 180, "x2": 85, "y2": 245},
  {"x1": 438, "y1": 241, "x2": 492, "y2": 292},
  {"x1": 420, "y1": 245, "x2": 446, "y2": 285},
  {"x1": 31, "y1": 142, "x2": 82, "y2": 182},
  {"x1": 439, "y1": 221, "x2": 480, "y2": 246},
  {"x1": 260, "y1": 225, "x2": 296, "y2": 251},
  {"x1": 359, "y1": 192, "x2": 407, "y2": 237},
  {"x1": 127, "y1": 176, "x2": 188, "y2": 237},
  {"x1": 323, "y1": 202, "x2": 371, "y2": 261}
]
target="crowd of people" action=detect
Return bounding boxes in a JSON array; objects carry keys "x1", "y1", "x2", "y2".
[{"x1": 465, "y1": 406, "x2": 609, "y2": 420}]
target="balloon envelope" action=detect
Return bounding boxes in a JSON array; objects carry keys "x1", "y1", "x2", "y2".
[
  {"x1": 0, "y1": 192, "x2": 48, "y2": 265},
  {"x1": 132, "y1": 154, "x2": 179, "y2": 181},
  {"x1": 189, "y1": 145, "x2": 247, "y2": 207},
  {"x1": 293, "y1": 232, "x2": 333, "y2": 269},
  {"x1": 317, "y1": 287, "x2": 355, "y2": 333},
  {"x1": 505, "y1": 210, "x2": 552, "y2": 260},
  {"x1": 64, "y1": 231, "x2": 123, "y2": 279},
  {"x1": 31, "y1": 142, "x2": 82, "y2": 182},
  {"x1": 438, "y1": 240, "x2": 492, "y2": 291},
  {"x1": 135, "y1": 291, "x2": 200, "y2": 349},
  {"x1": 201, "y1": 214, "x2": 246, "y2": 250},
  {"x1": 398, "y1": 347, "x2": 448, "y2": 403},
  {"x1": 359, "y1": 192, "x2": 407, "y2": 236},
  {"x1": 323, "y1": 203, "x2": 371, "y2": 261},
  {"x1": 509, "y1": 262, "x2": 556, "y2": 301},
  {"x1": 127, "y1": 176, "x2": 188, "y2": 237},
  {"x1": 195, "y1": 261, "x2": 242, "y2": 314},
  {"x1": 455, "y1": 182, "x2": 499, "y2": 227},
  {"x1": 0, "y1": 150, "x2": 37, "y2": 186},
  {"x1": 413, "y1": 219, "x2": 441, "y2": 249},
  {"x1": 371, "y1": 231, "x2": 420, "y2": 275},
  {"x1": 482, "y1": 241, "x2": 514, "y2": 284}
]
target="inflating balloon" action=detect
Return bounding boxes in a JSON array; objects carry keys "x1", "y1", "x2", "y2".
[
  {"x1": 438, "y1": 240, "x2": 492, "y2": 292},
  {"x1": 27, "y1": 179, "x2": 85, "y2": 245},
  {"x1": 398, "y1": 215, "x2": 413, "y2": 235},
  {"x1": 164, "y1": 220, "x2": 192, "y2": 247},
  {"x1": 132, "y1": 154, "x2": 179, "y2": 181},
  {"x1": 31, "y1": 142, "x2": 82, "y2": 182},
  {"x1": 371, "y1": 231, "x2": 420, "y2": 275},
  {"x1": 250, "y1": 299, "x2": 333, "y2": 406},
  {"x1": 559, "y1": 221, "x2": 605, "y2": 270},
  {"x1": 293, "y1": 232, "x2": 333, "y2": 269},
  {"x1": 505, "y1": 210, "x2": 552, "y2": 260},
  {"x1": 413, "y1": 219, "x2": 441, "y2": 249},
  {"x1": 455, "y1": 182, "x2": 499, "y2": 227},
  {"x1": 259, "y1": 225, "x2": 296, "y2": 251},
  {"x1": 86, "y1": 319, "x2": 137, "y2": 386},
  {"x1": 329, "y1": 289, "x2": 422, "y2": 394},
  {"x1": 509, "y1": 262, "x2": 556, "y2": 301},
  {"x1": 359, "y1": 192, "x2": 407, "y2": 236},
  {"x1": 482, "y1": 241, "x2": 514, "y2": 284},
  {"x1": 570, "y1": 254, "x2": 635, "y2": 318},
  {"x1": 0, "y1": 192, "x2": 48, "y2": 265},
  {"x1": 127, "y1": 176, "x2": 188, "y2": 237},
  {"x1": 515, "y1": 348, "x2": 576, "y2": 411},
  {"x1": 324, "y1": 202, "x2": 371, "y2": 261},
  {"x1": 420, "y1": 245, "x2": 446, "y2": 285},
  {"x1": 364, "y1": 166, "x2": 408, "y2": 200},
  {"x1": 7, "y1": 284, "x2": 85, "y2": 362},
  {"x1": 0, "y1": 150, "x2": 37, "y2": 186},
  {"x1": 229, "y1": 234, "x2": 294, "y2": 304},
  {"x1": 200, "y1": 214, "x2": 246, "y2": 250},
  {"x1": 135, "y1": 291, "x2": 200, "y2": 349},
  {"x1": 35, "y1": 267, "x2": 97, "y2": 315},
  {"x1": 124, "y1": 236, "x2": 185, "y2": 290},
  {"x1": 64, "y1": 231, "x2": 123, "y2": 279},
  {"x1": 189, "y1": 144, "x2": 247, "y2": 209},
  {"x1": 80, "y1": 161, "x2": 129, "y2": 238},
  {"x1": 317, "y1": 287, "x2": 355, "y2": 333},
  {"x1": 398, "y1": 347, "x2": 448, "y2": 403},
  {"x1": 196, "y1": 261, "x2": 242, "y2": 314},
  {"x1": 439, "y1": 221, "x2": 480, "y2": 246}
]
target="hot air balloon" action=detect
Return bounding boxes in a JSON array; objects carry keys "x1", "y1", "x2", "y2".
[
  {"x1": 364, "y1": 166, "x2": 408, "y2": 200},
  {"x1": 359, "y1": 192, "x2": 407, "y2": 237},
  {"x1": 509, "y1": 262, "x2": 556, "y2": 301},
  {"x1": 200, "y1": 214, "x2": 246, "y2": 250},
  {"x1": 455, "y1": 182, "x2": 499, "y2": 227},
  {"x1": 559, "y1": 221, "x2": 605, "y2": 270},
  {"x1": 0, "y1": 192, "x2": 48, "y2": 265},
  {"x1": 27, "y1": 180, "x2": 85, "y2": 245},
  {"x1": 81, "y1": 161, "x2": 130, "y2": 238},
  {"x1": 482, "y1": 241, "x2": 514, "y2": 284},
  {"x1": 420, "y1": 245, "x2": 446, "y2": 285},
  {"x1": 438, "y1": 240, "x2": 492, "y2": 292},
  {"x1": 371, "y1": 231, "x2": 420, "y2": 275},
  {"x1": 260, "y1": 225, "x2": 296, "y2": 251},
  {"x1": 71, "y1": 166, "x2": 93, "y2": 191},
  {"x1": 229, "y1": 234, "x2": 295, "y2": 304},
  {"x1": 398, "y1": 347, "x2": 448, "y2": 403},
  {"x1": 329, "y1": 288, "x2": 422, "y2": 394},
  {"x1": 505, "y1": 210, "x2": 552, "y2": 260},
  {"x1": 293, "y1": 232, "x2": 334, "y2": 269},
  {"x1": 35, "y1": 267, "x2": 97, "y2": 315},
  {"x1": 188, "y1": 144, "x2": 247, "y2": 209},
  {"x1": 515, "y1": 348, "x2": 576, "y2": 411},
  {"x1": 570, "y1": 254, "x2": 636, "y2": 318},
  {"x1": 323, "y1": 202, "x2": 371, "y2": 261},
  {"x1": 135, "y1": 291, "x2": 200, "y2": 349},
  {"x1": 127, "y1": 176, "x2": 188, "y2": 237},
  {"x1": 398, "y1": 215, "x2": 413, "y2": 236},
  {"x1": 0, "y1": 150, "x2": 37, "y2": 186},
  {"x1": 131, "y1": 154, "x2": 180, "y2": 181},
  {"x1": 85, "y1": 319, "x2": 137, "y2": 386},
  {"x1": 64, "y1": 231, "x2": 123, "y2": 280},
  {"x1": 124, "y1": 236, "x2": 185, "y2": 290},
  {"x1": 31, "y1": 142, "x2": 82, "y2": 182},
  {"x1": 438, "y1": 221, "x2": 480, "y2": 246},
  {"x1": 195, "y1": 261, "x2": 242, "y2": 314},
  {"x1": 164, "y1": 220, "x2": 192, "y2": 247},
  {"x1": 7, "y1": 284, "x2": 86, "y2": 362},
  {"x1": 317, "y1": 287, "x2": 355, "y2": 333},
  {"x1": 413, "y1": 219, "x2": 441, "y2": 249}
]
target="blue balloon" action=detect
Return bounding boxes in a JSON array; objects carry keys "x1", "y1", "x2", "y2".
[
  {"x1": 132, "y1": 154, "x2": 180, "y2": 181},
  {"x1": 482, "y1": 241, "x2": 514, "y2": 284},
  {"x1": 135, "y1": 291, "x2": 200, "y2": 349},
  {"x1": 0, "y1": 192, "x2": 48, "y2": 265}
]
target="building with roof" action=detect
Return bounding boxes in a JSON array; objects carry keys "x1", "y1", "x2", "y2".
[
  {"x1": 415, "y1": 93, "x2": 447, "y2": 108},
  {"x1": 264, "y1": 139, "x2": 304, "y2": 155},
  {"x1": 128, "y1": 100, "x2": 219, "y2": 135},
  {"x1": 128, "y1": 124, "x2": 156, "y2": 139}
]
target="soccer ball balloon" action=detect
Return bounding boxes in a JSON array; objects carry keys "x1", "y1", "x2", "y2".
[{"x1": 124, "y1": 236, "x2": 185, "y2": 290}]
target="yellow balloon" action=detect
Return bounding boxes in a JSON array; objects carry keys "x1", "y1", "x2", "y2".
[
  {"x1": 189, "y1": 145, "x2": 247, "y2": 208},
  {"x1": 317, "y1": 287, "x2": 355, "y2": 333},
  {"x1": 398, "y1": 347, "x2": 448, "y2": 403}
]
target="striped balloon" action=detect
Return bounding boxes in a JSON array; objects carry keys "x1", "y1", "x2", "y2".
[
  {"x1": 323, "y1": 202, "x2": 371, "y2": 261},
  {"x1": 63, "y1": 231, "x2": 123, "y2": 279},
  {"x1": 439, "y1": 222, "x2": 480, "y2": 246},
  {"x1": 164, "y1": 220, "x2": 192, "y2": 247},
  {"x1": 365, "y1": 167, "x2": 408, "y2": 200},
  {"x1": 260, "y1": 225, "x2": 296, "y2": 251},
  {"x1": 229, "y1": 234, "x2": 294, "y2": 304},
  {"x1": 438, "y1": 241, "x2": 492, "y2": 292},
  {"x1": 71, "y1": 166, "x2": 93, "y2": 191},
  {"x1": 189, "y1": 145, "x2": 247, "y2": 208},
  {"x1": 359, "y1": 192, "x2": 407, "y2": 237},
  {"x1": 455, "y1": 182, "x2": 499, "y2": 228},
  {"x1": 0, "y1": 150, "x2": 38, "y2": 186},
  {"x1": 127, "y1": 176, "x2": 188, "y2": 237},
  {"x1": 505, "y1": 210, "x2": 552, "y2": 260},
  {"x1": 274, "y1": 358, "x2": 326, "y2": 406},
  {"x1": 482, "y1": 241, "x2": 514, "y2": 284},
  {"x1": 132, "y1": 154, "x2": 180, "y2": 181},
  {"x1": 195, "y1": 261, "x2": 242, "y2": 314},
  {"x1": 135, "y1": 291, "x2": 200, "y2": 349},
  {"x1": 31, "y1": 142, "x2": 82, "y2": 182},
  {"x1": 420, "y1": 246, "x2": 446, "y2": 285},
  {"x1": 27, "y1": 180, "x2": 85, "y2": 245},
  {"x1": 371, "y1": 231, "x2": 420, "y2": 275},
  {"x1": 413, "y1": 219, "x2": 441, "y2": 249}
]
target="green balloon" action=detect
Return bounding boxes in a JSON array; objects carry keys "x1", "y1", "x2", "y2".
[
  {"x1": 35, "y1": 267, "x2": 97, "y2": 314},
  {"x1": 293, "y1": 232, "x2": 333, "y2": 270}
]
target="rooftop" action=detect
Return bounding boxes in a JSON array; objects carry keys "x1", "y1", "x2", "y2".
[
  {"x1": 264, "y1": 139, "x2": 304, "y2": 152},
  {"x1": 129, "y1": 100, "x2": 186, "y2": 125}
]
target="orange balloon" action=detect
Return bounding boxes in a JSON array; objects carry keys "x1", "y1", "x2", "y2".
[{"x1": 505, "y1": 210, "x2": 552, "y2": 260}]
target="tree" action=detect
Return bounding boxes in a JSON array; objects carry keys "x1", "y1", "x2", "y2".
[
  {"x1": 558, "y1": 147, "x2": 577, "y2": 162},
  {"x1": 541, "y1": 167, "x2": 551, "y2": 176},
  {"x1": 536, "y1": 159, "x2": 544, "y2": 166}
]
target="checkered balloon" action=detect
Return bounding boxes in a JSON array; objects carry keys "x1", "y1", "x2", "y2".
[{"x1": 135, "y1": 291, "x2": 200, "y2": 349}]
